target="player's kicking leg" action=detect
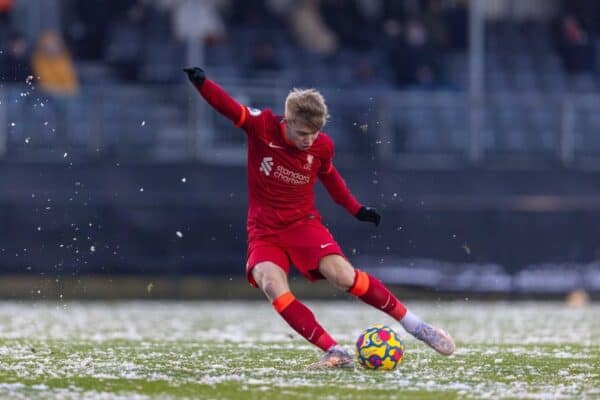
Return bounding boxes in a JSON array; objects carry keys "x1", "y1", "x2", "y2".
[
  {"x1": 318, "y1": 255, "x2": 456, "y2": 356},
  {"x1": 251, "y1": 262, "x2": 353, "y2": 368}
]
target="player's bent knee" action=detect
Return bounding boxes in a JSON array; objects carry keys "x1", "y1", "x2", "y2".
[
  {"x1": 319, "y1": 255, "x2": 356, "y2": 291},
  {"x1": 252, "y1": 262, "x2": 289, "y2": 301}
]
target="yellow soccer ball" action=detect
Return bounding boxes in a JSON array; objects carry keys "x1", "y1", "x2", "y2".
[{"x1": 356, "y1": 325, "x2": 405, "y2": 370}]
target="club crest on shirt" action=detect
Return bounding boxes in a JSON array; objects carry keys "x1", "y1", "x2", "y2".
[{"x1": 303, "y1": 154, "x2": 314, "y2": 170}]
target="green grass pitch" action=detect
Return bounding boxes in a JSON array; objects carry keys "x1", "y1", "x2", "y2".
[{"x1": 0, "y1": 301, "x2": 597, "y2": 399}]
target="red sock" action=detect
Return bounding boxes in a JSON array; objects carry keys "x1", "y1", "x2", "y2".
[
  {"x1": 272, "y1": 292, "x2": 337, "y2": 351},
  {"x1": 347, "y1": 270, "x2": 407, "y2": 320}
]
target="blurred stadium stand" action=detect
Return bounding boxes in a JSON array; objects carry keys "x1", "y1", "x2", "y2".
[{"x1": 1, "y1": 0, "x2": 600, "y2": 295}]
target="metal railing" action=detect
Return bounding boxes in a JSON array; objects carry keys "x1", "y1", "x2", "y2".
[{"x1": 1, "y1": 82, "x2": 599, "y2": 168}]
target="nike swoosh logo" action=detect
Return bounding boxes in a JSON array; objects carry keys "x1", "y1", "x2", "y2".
[
  {"x1": 268, "y1": 142, "x2": 285, "y2": 149},
  {"x1": 320, "y1": 243, "x2": 334, "y2": 249}
]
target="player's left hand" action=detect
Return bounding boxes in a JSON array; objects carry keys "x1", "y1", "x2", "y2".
[{"x1": 355, "y1": 206, "x2": 381, "y2": 226}]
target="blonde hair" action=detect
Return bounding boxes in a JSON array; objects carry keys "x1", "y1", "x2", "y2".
[{"x1": 285, "y1": 88, "x2": 329, "y2": 131}]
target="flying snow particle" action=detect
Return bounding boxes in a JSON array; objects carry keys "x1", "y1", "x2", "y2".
[
  {"x1": 176, "y1": 231, "x2": 183, "y2": 238},
  {"x1": 181, "y1": 177, "x2": 186, "y2": 183},
  {"x1": 141, "y1": 120, "x2": 146, "y2": 126},
  {"x1": 139, "y1": 187, "x2": 144, "y2": 192},
  {"x1": 462, "y1": 243, "x2": 471, "y2": 255},
  {"x1": 63, "y1": 152, "x2": 68, "y2": 158}
]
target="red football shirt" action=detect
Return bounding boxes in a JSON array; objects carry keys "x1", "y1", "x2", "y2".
[
  {"x1": 241, "y1": 107, "x2": 335, "y2": 235},
  {"x1": 196, "y1": 79, "x2": 362, "y2": 238}
]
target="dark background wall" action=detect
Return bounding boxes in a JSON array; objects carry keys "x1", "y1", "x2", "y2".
[{"x1": 2, "y1": 162, "x2": 599, "y2": 277}]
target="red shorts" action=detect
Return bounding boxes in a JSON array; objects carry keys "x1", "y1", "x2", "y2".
[{"x1": 246, "y1": 220, "x2": 345, "y2": 287}]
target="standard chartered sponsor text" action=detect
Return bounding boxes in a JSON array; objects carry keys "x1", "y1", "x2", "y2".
[{"x1": 273, "y1": 165, "x2": 310, "y2": 185}]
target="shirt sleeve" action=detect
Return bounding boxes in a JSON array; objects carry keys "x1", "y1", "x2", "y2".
[
  {"x1": 196, "y1": 79, "x2": 247, "y2": 128},
  {"x1": 237, "y1": 106, "x2": 269, "y2": 134},
  {"x1": 318, "y1": 162, "x2": 362, "y2": 216},
  {"x1": 318, "y1": 156, "x2": 333, "y2": 175}
]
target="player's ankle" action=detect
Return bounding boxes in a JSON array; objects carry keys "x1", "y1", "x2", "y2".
[
  {"x1": 400, "y1": 310, "x2": 423, "y2": 335},
  {"x1": 327, "y1": 344, "x2": 343, "y2": 352}
]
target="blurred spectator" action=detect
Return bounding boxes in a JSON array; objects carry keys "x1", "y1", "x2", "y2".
[
  {"x1": 555, "y1": 15, "x2": 596, "y2": 74},
  {"x1": 444, "y1": 0, "x2": 468, "y2": 51},
  {"x1": 0, "y1": 0, "x2": 13, "y2": 25},
  {"x1": 266, "y1": 0, "x2": 295, "y2": 17},
  {"x1": 172, "y1": 0, "x2": 226, "y2": 44},
  {"x1": 386, "y1": 18, "x2": 441, "y2": 89},
  {"x1": 247, "y1": 38, "x2": 282, "y2": 76},
  {"x1": 104, "y1": 4, "x2": 146, "y2": 81},
  {"x1": 64, "y1": 0, "x2": 136, "y2": 60},
  {"x1": 421, "y1": 0, "x2": 448, "y2": 50},
  {"x1": 562, "y1": 0, "x2": 600, "y2": 35},
  {"x1": 142, "y1": 1, "x2": 178, "y2": 40},
  {"x1": 320, "y1": 0, "x2": 370, "y2": 50},
  {"x1": 289, "y1": 0, "x2": 338, "y2": 56},
  {"x1": 0, "y1": 31, "x2": 31, "y2": 83},
  {"x1": 355, "y1": 0, "x2": 384, "y2": 24},
  {"x1": 381, "y1": 0, "x2": 408, "y2": 22},
  {"x1": 32, "y1": 31, "x2": 79, "y2": 96},
  {"x1": 227, "y1": 0, "x2": 278, "y2": 29}
]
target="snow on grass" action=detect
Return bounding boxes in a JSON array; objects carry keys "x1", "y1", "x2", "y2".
[{"x1": 0, "y1": 301, "x2": 597, "y2": 399}]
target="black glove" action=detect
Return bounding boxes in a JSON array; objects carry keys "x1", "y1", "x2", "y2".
[
  {"x1": 183, "y1": 67, "x2": 206, "y2": 86},
  {"x1": 355, "y1": 206, "x2": 381, "y2": 226}
]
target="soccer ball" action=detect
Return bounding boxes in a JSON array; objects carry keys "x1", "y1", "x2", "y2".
[{"x1": 356, "y1": 325, "x2": 405, "y2": 370}]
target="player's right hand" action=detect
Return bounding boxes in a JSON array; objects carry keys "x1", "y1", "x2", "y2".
[{"x1": 183, "y1": 67, "x2": 206, "y2": 85}]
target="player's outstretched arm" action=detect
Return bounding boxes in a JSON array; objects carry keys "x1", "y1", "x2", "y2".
[
  {"x1": 183, "y1": 67, "x2": 245, "y2": 126},
  {"x1": 319, "y1": 165, "x2": 381, "y2": 226}
]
